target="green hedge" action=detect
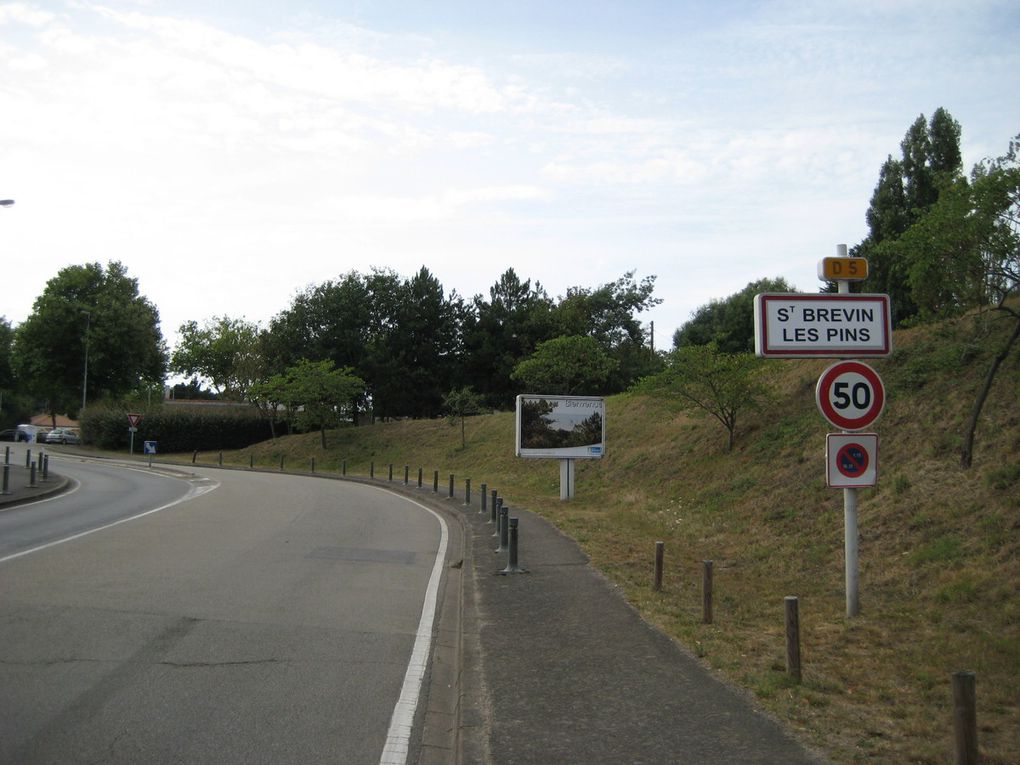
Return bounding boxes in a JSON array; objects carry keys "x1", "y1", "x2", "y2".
[{"x1": 81, "y1": 405, "x2": 272, "y2": 453}]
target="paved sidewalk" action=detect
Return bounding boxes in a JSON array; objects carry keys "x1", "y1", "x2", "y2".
[{"x1": 452, "y1": 494, "x2": 828, "y2": 765}]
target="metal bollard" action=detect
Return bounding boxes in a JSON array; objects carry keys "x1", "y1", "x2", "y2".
[
  {"x1": 492, "y1": 497, "x2": 503, "y2": 537},
  {"x1": 26, "y1": 449, "x2": 31, "y2": 468},
  {"x1": 417, "y1": 467, "x2": 423, "y2": 488},
  {"x1": 311, "y1": 457, "x2": 316, "y2": 473},
  {"x1": 1, "y1": 463, "x2": 10, "y2": 495},
  {"x1": 388, "y1": 463, "x2": 393, "y2": 482},
  {"x1": 4, "y1": 445, "x2": 9, "y2": 464},
  {"x1": 193, "y1": 450, "x2": 198, "y2": 464},
  {"x1": 38, "y1": 452, "x2": 44, "y2": 472},
  {"x1": 342, "y1": 459, "x2": 347, "y2": 476},
  {"x1": 433, "y1": 470, "x2": 439, "y2": 493},
  {"x1": 250, "y1": 454, "x2": 254, "y2": 469},
  {"x1": 280, "y1": 455, "x2": 285, "y2": 471},
  {"x1": 464, "y1": 478, "x2": 471, "y2": 506},
  {"x1": 495, "y1": 504, "x2": 509, "y2": 552},
  {"x1": 370, "y1": 462, "x2": 375, "y2": 479},
  {"x1": 448, "y1": 473, "x2": 455, "y2": 499},
  {"x1": 404, "y1": 465, "x2": 409, "y2": 485},
  {"x1": 30, "y1": 462, "x2": 37, "y2": 488},
  {"x1": 501, "y1": 517, "x2": 527, "y2": 574},
  {"x1": 489, "y1": 491, "x2": 498, "y2": 524},
  {"x1": 480, "y1": 483, "x2": 487, "y2": 514},
  {"x1": 219, "y1": 452, "x2": 223, "y2": 466},
  {"x1": 42, "y1": 454, "x2": 49, "y2": 481}
]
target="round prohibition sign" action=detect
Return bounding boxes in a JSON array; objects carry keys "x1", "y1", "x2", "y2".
[
  {"x1": 815, "y1": 360, "x2": 885, "y2": 431},
  {"x1": 836, "y1": 442, "x2": 869, "y2": 478}
]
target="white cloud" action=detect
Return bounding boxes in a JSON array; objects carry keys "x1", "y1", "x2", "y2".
[{"x1": 0, "y1": 0, "x2": 1017, "y2": 350}]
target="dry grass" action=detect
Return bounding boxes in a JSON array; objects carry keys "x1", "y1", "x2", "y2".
[{"x1": 199, "y1": 308, "x2": 1018, "y2": 764}]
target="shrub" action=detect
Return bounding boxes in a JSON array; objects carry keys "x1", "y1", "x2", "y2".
[{"x1": 81, "y1": 405, "x2": 272, "y2": 452}]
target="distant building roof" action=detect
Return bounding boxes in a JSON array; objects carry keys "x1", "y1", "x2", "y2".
[{"x1": 30, "y1": 413, "x2": 78, "y2": 428}]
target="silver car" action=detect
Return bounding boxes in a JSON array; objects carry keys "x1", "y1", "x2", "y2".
[{"x1": 44, "y1": 427, "x2": 81, "y2": 445}]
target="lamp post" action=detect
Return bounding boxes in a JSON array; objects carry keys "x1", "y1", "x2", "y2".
[{"x1": 81, "y1": 310, "x2": 91, "y2": 412}]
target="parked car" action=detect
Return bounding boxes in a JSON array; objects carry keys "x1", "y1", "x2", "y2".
[
  {"x1": 0, "y1": 428, "x2": 28, "y2": 442},
  {"x1": 44, "y1": 427, "x2": 81, "y2": 445}
]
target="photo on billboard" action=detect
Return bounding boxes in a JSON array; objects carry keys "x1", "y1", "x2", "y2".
[{"x1": 515, "y1": 395, "x2": 605, "y2": 459}]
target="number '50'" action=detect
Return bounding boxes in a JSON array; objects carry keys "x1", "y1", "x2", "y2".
[{"x1": 833, "y1": 381, "x2": 871, "y2": 410}]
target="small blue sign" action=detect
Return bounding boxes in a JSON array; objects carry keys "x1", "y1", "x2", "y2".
[
  {"x1": 143, "y1": 441, "x2": 157, "y2": 455},
  {"x1": 588, "y1": 446, "x2": 602, "y2": 456}
]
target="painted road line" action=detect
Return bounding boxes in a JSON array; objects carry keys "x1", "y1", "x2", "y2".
[{"x1": 378, "y1": 490, "x2": 450, "y2": 765}]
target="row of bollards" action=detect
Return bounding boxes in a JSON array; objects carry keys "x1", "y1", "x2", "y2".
[{"x1": 652, "y1": 541, "x2": 981, "y2": 762}]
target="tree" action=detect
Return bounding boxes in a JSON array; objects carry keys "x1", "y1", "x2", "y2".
[
  {"x1": 635, "y1": 344, "x2": 770, "y2": 451},
  {"x1": 367, "y1": 267, "x2": 466, "y2": 419},
  {"x1": 251, "y1": 360, "x2": 365, "y2": 448},
  {"x1": 171, "y1": 316, "x2": 262, "y2": 399},
  {"x1": 511, "y1": 335, "x2": 617, "y2": 395},
  {"x1": 462, "y1": 268, "x2": 558, "y2": 409},
  {"x1": 861, "y1": 108, "x2": 965, "y2": 325},
  {"x1": 555, "y1": 271, "x2": 662, "y2": 392},
  {"x1": 443, "y1": 386, "x2": 486, "y2": 448},
  {"x1": 673, "y1": 276, "x2": 794, "y2": 353},
  {"x1": 959, "y1": 135, "x2": 1020, "y2": 467},
  {"x1": 12, "y1": 262, "x2": 166, "y2": 422}
]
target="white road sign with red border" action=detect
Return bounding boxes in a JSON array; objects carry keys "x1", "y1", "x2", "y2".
[
  {"x1": 754, "y1": 293, "x2": 892, "y2": 358},
  {"x1": 826, "y1": 433, "x2": 878, "y2": 488},
  {"x1": 815, "y1": 361, "x2": 886, "y2": 431}
]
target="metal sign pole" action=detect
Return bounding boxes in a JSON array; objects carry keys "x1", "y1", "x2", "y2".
[
  {"x1": 836, "y1": 243, "x2": 861, "y2": 618},
  {"x1": 559, "y1": 458, "x2": 575, "y2": 500}
]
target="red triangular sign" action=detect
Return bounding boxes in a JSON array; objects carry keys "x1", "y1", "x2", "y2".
[{"x1": 127, "y1": 412, "x2": 143, "y2": 428}]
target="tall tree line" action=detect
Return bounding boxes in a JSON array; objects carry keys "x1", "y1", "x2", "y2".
[{"x1": 182, "y1": 267, "x2": 661, "y2": 420}]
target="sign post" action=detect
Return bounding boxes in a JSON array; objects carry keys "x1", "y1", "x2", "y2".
[
  {"x1": 755, "y1": 243, "x2": 890, "y2": 619},
  {"x1": 126, "y1": 412, "x2": 142, "y2": 455}
]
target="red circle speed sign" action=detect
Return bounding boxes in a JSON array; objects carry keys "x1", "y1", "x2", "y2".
[{"x1": 815, "y1": 361, "x2": 885, "y2": 431}]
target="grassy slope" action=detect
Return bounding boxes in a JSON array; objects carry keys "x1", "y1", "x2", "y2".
[{"x1": 219, "y1": 309, "x2": 1018, "y2": 764}]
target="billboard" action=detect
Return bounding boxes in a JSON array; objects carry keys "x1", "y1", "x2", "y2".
[{"x1": 515, "y1": 395, "x2": 605, "y2": 459}]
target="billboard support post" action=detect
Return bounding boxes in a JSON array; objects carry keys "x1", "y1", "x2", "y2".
[{"x1": 559, "y1": 459, "x2": 575, "y2": 500}]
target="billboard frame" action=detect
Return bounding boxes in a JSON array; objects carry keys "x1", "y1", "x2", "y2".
[{"x1": 515, "y1": 394, "x2": 606, "y2": 460}]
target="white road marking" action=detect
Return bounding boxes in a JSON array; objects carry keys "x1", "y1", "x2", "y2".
[
  {"x1": 0, "y1": 477, "x2": 219, "y2": 565},
  {"x1": 377, "y1": 490, "x2": 450, "y2": 765}
]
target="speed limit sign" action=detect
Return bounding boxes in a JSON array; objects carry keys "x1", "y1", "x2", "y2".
[{"x1": 815, "y1": 360, "x2": 885, "y2": 431}]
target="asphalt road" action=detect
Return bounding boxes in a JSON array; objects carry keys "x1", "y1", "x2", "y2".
[{"x1": 0, "y1": 453, "x2": 452, "y2": 765}]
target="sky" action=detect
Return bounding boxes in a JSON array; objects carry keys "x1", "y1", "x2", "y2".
[{"x1": 2, "y1": 0, "x2": 1018, "y2": 355}]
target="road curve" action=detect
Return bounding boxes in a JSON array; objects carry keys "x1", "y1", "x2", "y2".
[
  {"x1": 0, "y1": 451, "x2": 208, "y2": 561},
  {"x1": 0, "y1": 462, "x2": 452, "y2": 765}
]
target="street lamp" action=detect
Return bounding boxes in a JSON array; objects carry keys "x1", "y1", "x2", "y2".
[{"x1": 81, "y1": 310, "x2": 91, "y2": 412}]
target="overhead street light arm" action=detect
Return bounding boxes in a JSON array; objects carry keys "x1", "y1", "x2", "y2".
[{"x1": 0, "y1": 200, "x2": 14, "y2": 207}]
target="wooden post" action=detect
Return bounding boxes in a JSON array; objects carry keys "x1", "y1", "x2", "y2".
[
  {"x1": 702, "y1": 560, "x2": 714, "y2": 624},
  {"x1": 653, "y1": 541, "x2": 665, "y2": 591},
  {"x1": 952, "y1": 671, "x2": 977, "y2": 765},
  {"x1": 785, "y1": 596, "x2": 802, "y2": 683}
]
